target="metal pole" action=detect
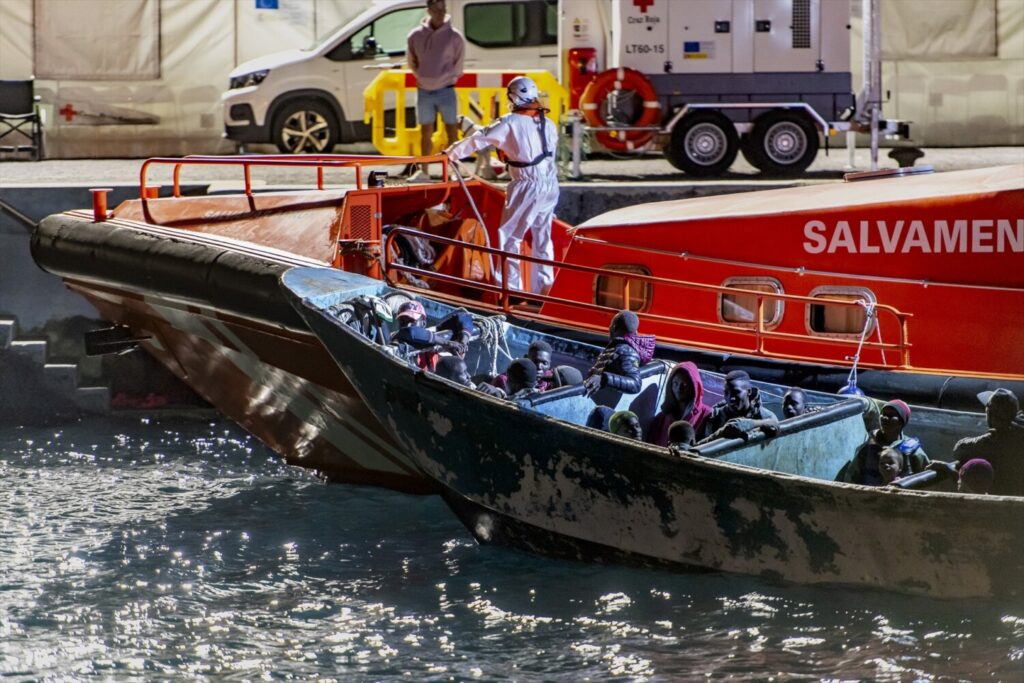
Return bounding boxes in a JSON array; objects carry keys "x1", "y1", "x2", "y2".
[
  {"x1": 863, "y1": 0, "x2": 881, "y2": 171},
  {"x1": 571, "y1": 116, "x2": 582, "y2": 179}
]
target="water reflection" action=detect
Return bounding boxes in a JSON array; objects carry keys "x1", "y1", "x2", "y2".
[{"x1": 0, "y1": 416, "x2": 1020, "y2": 680}]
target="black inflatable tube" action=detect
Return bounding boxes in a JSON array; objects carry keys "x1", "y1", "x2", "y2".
[{"x1": 32, "y1": 214, "x2": 307, "y2": 333}]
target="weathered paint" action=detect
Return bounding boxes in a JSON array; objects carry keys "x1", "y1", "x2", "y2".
[{"x1": 286, "y1": 269, "x2": 1024, "y2": 598}]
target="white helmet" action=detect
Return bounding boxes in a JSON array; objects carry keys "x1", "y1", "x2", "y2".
[{"x1": 506, "y1": 76, "x2": 539, "y2": 108}]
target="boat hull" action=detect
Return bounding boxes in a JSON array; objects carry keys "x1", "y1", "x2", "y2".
[
  {"x1": 32, "y1": 213, "x2": 433, "y2": 493},
  {"x1": 287, "y1": 268, "x2": 1024, "y2": 598}
]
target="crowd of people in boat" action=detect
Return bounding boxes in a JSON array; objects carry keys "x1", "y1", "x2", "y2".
[{"x1": 372, "y1": 298, "x2": 1024, "y2": 497}]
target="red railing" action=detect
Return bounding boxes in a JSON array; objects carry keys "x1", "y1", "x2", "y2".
[
  {"x1": 137, "y1": 153, "x2": 455, "y2": 199},
  {"x1": 383, "y1": 226, "x2": 914, "y2": 370}
]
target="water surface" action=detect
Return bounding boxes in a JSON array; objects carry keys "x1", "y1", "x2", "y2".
[{"x1": 1, "y1": 416, "x2": 1021, "y2": 680}]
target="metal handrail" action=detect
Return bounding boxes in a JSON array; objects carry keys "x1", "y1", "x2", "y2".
[
  {"x1": 382, "y1": 226, "x2": 914, "y2": 369},
  {"x1": 138, "y1": 153, "x2": 454, "y2": 199}
]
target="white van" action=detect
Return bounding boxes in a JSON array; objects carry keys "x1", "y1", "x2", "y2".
[{"x1": 223, "y1": 0, "x2": 557, "y2": 153}]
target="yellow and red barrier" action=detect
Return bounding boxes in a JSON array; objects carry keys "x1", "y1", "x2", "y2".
[{"x1": 364, "y1": 69, "x2": 567, "y2": 157}]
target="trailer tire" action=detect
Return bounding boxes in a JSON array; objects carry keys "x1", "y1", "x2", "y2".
[
  {"x1": 665, "y1": 111, "x2": 739, "y2": 177},
  {"x1": 744, "y1": 110, "x2": 819, "y2": 176},
  {"x1": 272, "y1": 98, "x2": 339, "y2": 154}
]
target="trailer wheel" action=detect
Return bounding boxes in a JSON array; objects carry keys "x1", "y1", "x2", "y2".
[
  {"x1": 744, "y1": 110, "x2": 819, "y2": 176},
  {"x1": 273, "y1": 98, "x2": 338, "y2": 154},
  {"x1": 665, "y1": 111, "x2": 739, "y2": 176}
]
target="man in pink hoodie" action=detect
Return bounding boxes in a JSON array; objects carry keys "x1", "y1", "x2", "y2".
[{"x1": 407, "y1": 0, "x2": 464, "y2": 180}]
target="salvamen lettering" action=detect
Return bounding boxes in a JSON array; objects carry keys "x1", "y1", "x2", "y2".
[{"x1": 802, "y1": 219, "x2": 1024, "y2": 254}]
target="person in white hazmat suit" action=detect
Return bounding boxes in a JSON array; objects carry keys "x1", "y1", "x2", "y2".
[{"x1": 446, "y1": 77, "x2": 559, "y2": 294}]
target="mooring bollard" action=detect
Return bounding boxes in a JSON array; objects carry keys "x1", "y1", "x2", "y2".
[{"x1": 90, "y1": 188, "x2": 113, "y2": 222}]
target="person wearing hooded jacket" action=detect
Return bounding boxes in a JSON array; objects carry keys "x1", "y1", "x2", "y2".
[
  {"x1": 583, "y1": 311, "x2": 656, "y2": 396},
  {"x1": 445, "y1": 76, "x2": 559, "y2": 294},
  {"x1": 645, "y1": 361, "x2": 712, "y2": 447}
]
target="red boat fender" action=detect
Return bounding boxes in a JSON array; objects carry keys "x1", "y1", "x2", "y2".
[{"x1": 579, "y1": 68, "x2": 661, "y2": 151}]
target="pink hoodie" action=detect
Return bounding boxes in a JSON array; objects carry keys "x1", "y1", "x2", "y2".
[{"x1": 644, "y1": 361, "x2": 711, "y2": 446}]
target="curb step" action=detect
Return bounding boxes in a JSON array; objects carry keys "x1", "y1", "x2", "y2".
[
  {"x1": 0, "y1": 319, "x2": 15, "y2": 350},
  {"x1": 75, "y1": 386, "x2": 111, "y2": 414},
  {"x1": 43, "y1": 363, "x2": 79, "y2": 395},
  {"x1": 9, "y1": 339, "x2": 47, "y2": 365},
  {"x1": 1, "y1": 316, "x2": 112, "y2": 416}
]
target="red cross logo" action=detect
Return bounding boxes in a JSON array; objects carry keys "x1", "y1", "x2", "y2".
[
  {"x1": 633, "y1": 0, "x2": 654, "y2": 13},
  {"x1": 59, "y1": 103, "x2": 79, "y2": 122}
]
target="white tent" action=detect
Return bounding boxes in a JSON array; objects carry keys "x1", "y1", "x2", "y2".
[{"x1": 1, "y1": 0, "x2": 1021, "y2": 158}]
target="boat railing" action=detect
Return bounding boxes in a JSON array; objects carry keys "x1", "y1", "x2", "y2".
[
  {"x1": 382, "y1": 226, "x2": 914, "y2": 371},
  {"x1": 137, "y1": 153, "x2": 456, "y2": 199}
]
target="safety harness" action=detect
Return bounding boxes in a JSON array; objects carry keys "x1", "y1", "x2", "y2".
[{"x1": 505, "y1": 106, "x2": 552, "y2": 169}]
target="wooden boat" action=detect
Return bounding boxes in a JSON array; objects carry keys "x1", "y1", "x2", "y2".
[
  {"x1": 31, "y1": 155, "x2": 1017, "y2": 489},
  {"x1": 282, "y1": 266, "x2": 1024, "y2": 599}
]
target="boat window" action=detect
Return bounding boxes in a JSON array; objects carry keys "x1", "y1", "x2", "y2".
[
  {"x1": 806, "y1": 287, "x2": 877, "y2": 336},
  {"x1": 718, "y1": 278, "x2": 784, "y2": 328},
  {"x1": 594, "y1": 265, "x2": 651, "y2": 312}
]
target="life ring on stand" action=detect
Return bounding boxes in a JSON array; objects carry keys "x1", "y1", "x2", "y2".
[{"x1": 579, "y1": 67, "x2": 662, "y2": 151}]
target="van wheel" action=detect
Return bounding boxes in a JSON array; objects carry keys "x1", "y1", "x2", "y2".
[
  {"x1": 665, "y1": 111, "x2": 739, "y2": 177},
  {"x1": 273, "y1": 99, "x2": 338, "y2": 154},
  {"x1": 743, "y1": 110, "x2": 819, "y2": 176}
]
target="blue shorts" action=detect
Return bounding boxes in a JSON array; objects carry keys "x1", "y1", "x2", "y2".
[{"x1": 416, "y1": 86, "x2": 457, "y2": 126}]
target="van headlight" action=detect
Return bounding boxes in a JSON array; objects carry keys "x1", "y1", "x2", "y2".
[{"x1": 230, "y1": 70, "x2": 269, "y2": 89}]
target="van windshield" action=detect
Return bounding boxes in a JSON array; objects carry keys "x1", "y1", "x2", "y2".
[{"x1": 305, "y1": 5, "x2": 422, "y2": 54}]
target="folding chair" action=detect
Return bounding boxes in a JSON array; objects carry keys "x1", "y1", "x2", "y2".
[{"x1": 0, "y1": 79, "x2": 44, "y2": 160}]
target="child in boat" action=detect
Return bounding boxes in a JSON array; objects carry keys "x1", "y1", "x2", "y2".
[
  {"x1": 390, "y1": 300, "x2": 466, "y2": 371},
  {"x1": 840, "y1": 399, "x2": 929, "y2": 486},
  {"x1": 782, "y1": 386, "x2": 821, "y2": 418},
  {"x1": 697, "y1": 370, "x2": 779, "y2": 443},
  {"x1": 492, "y1": 340, "x2": 553, "y2": 393},
  {"x1": 645, "y1": 361, "x2": 711, "y2": 446},
  {"x1": 434, "y1": 356, "x2": 506, "y2": 398},
  {"x1": 505, "y1": 358, "x2": 540, "y2": 401},
  {"x1": 958, "y1": 458, "x2": 995, "y2": 494},
  {"x1": 667, "y1": 420, "x2": 697, "y2": 449},
  {"x1": 583, "y1": 311, "x2": 656, "y2": 396},
  {"x1": 951, "y1": 389, "x2": 1024, "y2": 496},
  {"x1": 878, "y1": 447, "x2": 905, "y2": 485},
  {"x1": 609, "y1": 410, "x2": 643, "y2": 440}
]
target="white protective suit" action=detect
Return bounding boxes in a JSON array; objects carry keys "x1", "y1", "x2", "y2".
[{"x1": 448, "y1": 110, "x2": 559, "y2": 293}]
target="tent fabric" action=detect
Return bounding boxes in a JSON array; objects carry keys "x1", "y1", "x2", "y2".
[
  {"x1": 882, "y1": 0, "x2": 997, "y2": 59},
  {"x1": 0, "y1": 0, "x2": 1021, "y2": 156},
  {"x1": 34, "y1": 0, "x2": 161, "y2": 80}
]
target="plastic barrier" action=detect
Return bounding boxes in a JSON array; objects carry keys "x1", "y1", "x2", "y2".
[{"x1": 364, "y1": 69, "x2": 567, "y2": 157}]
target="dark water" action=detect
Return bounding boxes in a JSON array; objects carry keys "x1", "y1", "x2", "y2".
[{"x1": 1, "y1": 416, "x2": 1021, "y2": 681}]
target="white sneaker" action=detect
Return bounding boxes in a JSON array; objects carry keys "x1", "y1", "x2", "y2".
[{"x1": 407, "y1": 169, "x2": 432, "y2": 183}]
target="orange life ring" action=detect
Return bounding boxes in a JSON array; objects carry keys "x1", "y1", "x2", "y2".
[{"x1": 579, "y1": 67, "x2": 662, "y2": 151}]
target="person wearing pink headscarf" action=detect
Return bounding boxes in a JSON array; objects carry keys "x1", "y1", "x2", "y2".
[{"x1": 645, "y1": 362, "x2": 712, "y2": 447}]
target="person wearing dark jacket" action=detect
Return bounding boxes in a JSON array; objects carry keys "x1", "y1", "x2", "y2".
[
  {"x1": 928, "y1": 389, "x2": 1024, "y2": 496},
  {"x1": 697, "y1": 370, "x2": 779, "y2": 443},
  {"x1": 583, "y1": 310, "x2": 656, "y2": 396},
  {"x1": 840, "y1": 399, "x2": 929, "y2": 486}
]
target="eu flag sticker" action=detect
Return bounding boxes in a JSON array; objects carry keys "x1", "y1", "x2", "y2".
[
  {"x1": 256, "y1": 0, "x2": 279, "y2": 9},
  {"x1": 684, "y1": 42, "x2": 700, "y2": 53}
]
